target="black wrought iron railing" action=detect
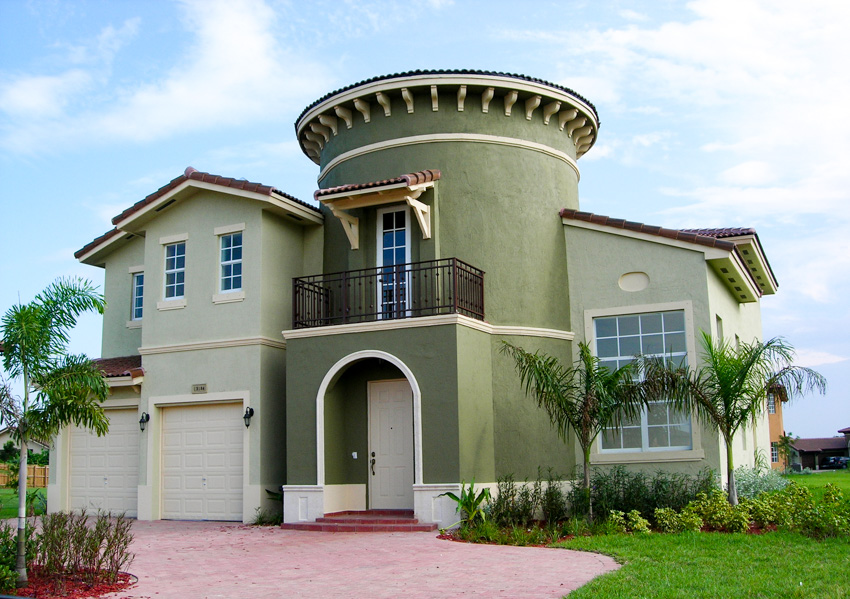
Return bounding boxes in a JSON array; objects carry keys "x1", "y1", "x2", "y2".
[{"x1": 292, "y1": 258, "x2": 485, "y2": 328}]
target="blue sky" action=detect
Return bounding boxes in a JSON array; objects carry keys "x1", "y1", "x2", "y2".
[{"x1": 1, "y1": 0, "x2": 847, "y2": 438}]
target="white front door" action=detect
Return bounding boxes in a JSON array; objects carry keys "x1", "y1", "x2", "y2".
[{"x1": 368, "y1": 380, "x2": 414, "y2": 509}]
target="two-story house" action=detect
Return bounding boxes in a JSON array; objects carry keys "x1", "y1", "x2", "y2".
[{"x1": 49, "y1": 70, "x2": 778, "y2": 527}]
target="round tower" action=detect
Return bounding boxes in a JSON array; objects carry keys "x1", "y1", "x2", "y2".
[{"x1": 295, "y1": 70, "x2": 599, "y2": 331}]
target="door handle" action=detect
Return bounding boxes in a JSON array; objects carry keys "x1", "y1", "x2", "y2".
[{"x1": 371, "y1": 458, "x2": 376, "y2": 476}]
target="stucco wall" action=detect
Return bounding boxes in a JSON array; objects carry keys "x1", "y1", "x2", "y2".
[
  {"x1": 138, "y1": 191, "x2": 265, "y2": 348},
  {"x1": 101, "y1": 237, "x2": 145, "y2": 358}
]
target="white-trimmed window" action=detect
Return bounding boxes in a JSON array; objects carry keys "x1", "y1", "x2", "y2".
[
  {"x1": 595, "y1": 310, "x2": 692, "y2": 452},
  {"x1": 771, "y1": 442, "x2": 779, "y2": 463},
  {"x1": 131, "y1": 273, "x2": 144, "y2": 320},
  {"x1": 164, "y1": 242, "x2": 186, "y2": 299},
  {"x1": 767, "y1": 392, "x2": 776, "y2": 414},
  {"x1": 220, "y1": 232, "x2": 242, "y2": 292}
]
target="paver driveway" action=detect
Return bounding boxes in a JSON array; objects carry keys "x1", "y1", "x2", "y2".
[{"x1": 103, "y1": 521, "x2": 618, "y2": 599}]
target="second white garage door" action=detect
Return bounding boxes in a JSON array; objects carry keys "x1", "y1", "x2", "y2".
[
  {"x1": 161, "y1": 402, "x2": 244, "y2": 521},
  {"x1": 69, "y1": 408, "x2": 139, "y2": 517}
]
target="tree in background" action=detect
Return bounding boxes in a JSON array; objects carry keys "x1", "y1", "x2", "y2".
[
  {"x1": 500, "y1": 341, "x2": 646, "y2": 520},
  {"x1": 642, "y1": 333, "x2": 826, "y2": 505},
  {"x1": 777, "y1": 431, "x2": 799, "y2": 473},
  {"x1": 1, "y1": 278, "x2": 110, "y2": 586}
]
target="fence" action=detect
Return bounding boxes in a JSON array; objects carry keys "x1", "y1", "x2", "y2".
[
  {"x1": 0, "y1": 465, "x2": 49, "y2": 488},
  {"x1": 293, "y1": 257, "x2": 485, "y2": 328}
]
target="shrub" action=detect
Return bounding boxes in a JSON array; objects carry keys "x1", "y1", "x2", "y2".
[
  {"x1": 541, "y1": 469, "x2": 569, "y2": 524},
  {"x1": 733, "y1": 466, "x2": 789, "y2": 499},
  {"x1": 441, "y1": 480, "x2": 491, "y2": 529},
  {"x1": 0, "y1": 564, "x2": 14, "y2": 594},
  {"x1": 740, "y1": 496, "x2": 777, "y2": 528},
  {"x1": 34, "y1": 510, "x2": 135, "y2": 587},
  {"x1": 771, "y1": 482, "x2": 850, "y2": 539},
  {"x1": 488, "y1": 475, "x2": 540, "y2": 528},
  {"x1": 252, "y1": 508, "x2": 283, "y2": 526},
  {"x1": 608, "y1": 510, "x2": 651, "y2": 534},
  {"x1": 685, "y1": 489, "x2": 750, "y2": 532},
  {"x1": 566, "y1": 465, "x2": 717, "y2": 521}
]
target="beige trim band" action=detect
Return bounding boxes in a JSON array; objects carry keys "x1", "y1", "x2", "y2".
[
  {"x1": 159, "y1": 233, "x2": 188, "y2": 245},
  {"x1": 214, "y1": 223, "x2": 246, "y2": 236},
  {"x1": 283, "y1": 313, "x2": 574, "y2": 341},
  {"x1": 139, "y1": 335, "x2": 286, "y2": 355},
  {"x1": 318, "y1": 133, "x2": 580, "y2": 184}
]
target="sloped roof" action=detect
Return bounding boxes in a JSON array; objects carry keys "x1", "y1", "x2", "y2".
[
  {"x1": 678, "y1": 227, "x2": 757, "y2": 238},
  {"x1": 559, "y1": 209, "x2": 738, "y2": 251},
  {"x1": 74, "y1": 228, "x2": 124, "y2": 260},
  {"x1": 315, "y1": 170, "x2": 441, "y2": 200},
  {"x1": 792, "y1": 437, "x2": 849, "y2": 452},
  {"x1": 296, "y1": 69, "x2": 599, "y2": 127},
  {"x1": 94, "y1": 355, "x2": 143, "y2": 378},
  {"x1": 76, "y1": 168, "x2": 320, "y2": 261},
  {"x1": 113, "y1": 167, "x2": 319, "y2": 225},
  {"x1": 838, "y1": 426, "x2": 850, "y2": 434}
]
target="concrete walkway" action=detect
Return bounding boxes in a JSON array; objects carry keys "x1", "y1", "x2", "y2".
[{"x1": 103, "y1": 521, "x2": 618, "y2": 599}]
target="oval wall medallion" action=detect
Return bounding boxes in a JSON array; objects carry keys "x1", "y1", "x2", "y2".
[{"x1": 619, "y1": 272, "x2": 650, "y2": 292}]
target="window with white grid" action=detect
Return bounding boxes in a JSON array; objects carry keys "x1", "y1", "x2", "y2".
[
  {"x1": 595, "y1": 310, "x2": 692, "y2": 452},
  {"x1": 131, "y1": 273, "x2": 144, "y2": 320},
  {"x1": 164, "y1": 242, "x2": 186, "y2": 299},
  {"x1": 220, "y1": 232, "x2": 242, "y2": 292}
]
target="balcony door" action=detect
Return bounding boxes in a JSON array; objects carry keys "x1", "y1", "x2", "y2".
[{"x1": 377, "y1": 206, "x2": 410, "y2": 319}]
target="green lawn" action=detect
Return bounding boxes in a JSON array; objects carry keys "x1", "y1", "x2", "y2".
[
  {"x1": 785, "y1": 470, "x2": 850, "y2": 500},
  {"x1": 558, "y1": 531, "x2": 850, "y2": 598},
  {"x1": 0, "y1": 487, "x2": 46, "y2": 518}
]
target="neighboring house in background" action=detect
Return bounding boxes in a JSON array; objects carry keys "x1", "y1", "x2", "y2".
[
  {"x1": 766, "y1": 386, "x2": 789, "y2": 470},
  {"x1": 792, "y1": 429, "x2": 850, "y2": 470},
  {"x1": 0, "y1": 427, "x2": 49, "y2": 452},
  {"x1": 50, "y1": 70, "x2": 779, "y2": 527}
]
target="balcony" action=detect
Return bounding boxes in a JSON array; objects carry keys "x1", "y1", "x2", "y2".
[{"x1": 293, "y1": 258, "x2": 485, "y2": 329}]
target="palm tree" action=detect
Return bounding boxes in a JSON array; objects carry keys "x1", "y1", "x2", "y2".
[
  {"x1": 641, "y1": 332, "x2": 826, "y2": 505},
  {"x1": 777, "y1": 430, "x2": 799, "y2": 473},
  {"x1": 1, "y1": 278, "x2": 110, "y2": 586},
  {"x1": 500, "y1": 341, "x2": 645, "y2": 520}
]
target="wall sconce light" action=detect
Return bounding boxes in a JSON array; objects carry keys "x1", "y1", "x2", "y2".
[
  {"x1": 243, "y1": 407, "x2": 254, "y2": 428},
  {"x1": 139, "y1": 412, "x2": 150, "y2": 432}
]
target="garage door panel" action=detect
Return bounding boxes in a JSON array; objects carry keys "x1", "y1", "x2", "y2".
[
  {"x1": 161, "y1": 402, "x2": 243, "y2": 521},
  {"x1": 70, "y1": 409, "x2": 139, "y2": 518}
]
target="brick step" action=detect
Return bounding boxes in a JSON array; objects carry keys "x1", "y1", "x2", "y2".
[
  {"x1": 281, "y1": 521, "x2": 438, "y2": 533},
  {"x1": 324, "y1": 509, "x2": 415, "y2": 518},
  {"x1": 317, "y1": 514, "x2": 420, "y2": 525},
  {"x1": 281, "y1": 509, "x2": 437, "y2": 533}
]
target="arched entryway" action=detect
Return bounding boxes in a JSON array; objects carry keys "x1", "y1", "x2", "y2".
[{"x1": 316, "y1": 350, "x2": 423, "y2": 512}]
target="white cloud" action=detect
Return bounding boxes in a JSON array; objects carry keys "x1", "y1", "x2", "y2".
[
  {"x1": 0, "y1": 70, "x2": 91, "y2": 118},
  {"x1": 718, "y1": 161, "x2": 777, "y2": 186},
  {"x1": 619, "y1": 10, "x2": 649, "y2": 22},
  {"x1": 1, "y1": 0, "x2": 331, "y2": 153},
  {"x1": 793, "y1": 349, "x2": 848, "y2": 368}
]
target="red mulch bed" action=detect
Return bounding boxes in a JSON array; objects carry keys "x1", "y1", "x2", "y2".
[{"x1": 12, "y1": 567, "x2": 135, "y2": 599}]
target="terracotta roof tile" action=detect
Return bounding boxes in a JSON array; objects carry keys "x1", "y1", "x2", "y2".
[
  {"x1": 296, "y1": 69, "x2": 599, "y2": 128},
  {"x1": 838, "y1": 427, "x2": 850, "y2": 434},
  {"x1": 679, "y1": 227, "x2": 757, "y2": 238},
  {"x1": 112, "y1": 167, "x2": 319, "y2": 226},
  {"x1": 792, "y1": 437, "x2": 849, "y2": 452},
  {"x1": 74, "y1": 228, "x2": 125, "y2": 260},
  {"x1": 315, "y1": 170, "x2": 441, "y2": 200},
  {"x1": 559, "y1": 209, "x2": 738, "y2": 251},
  {"x1": 94, "y1": 355, "x2": 143, "y2": 378}
]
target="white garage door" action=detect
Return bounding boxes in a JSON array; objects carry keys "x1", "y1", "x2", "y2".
[
  {"x1": 161, "y1": 402, "x2": 243, "y2": 521},
  {"x1": 69, "y1": 408, "x2": 139, "y2": 517}
]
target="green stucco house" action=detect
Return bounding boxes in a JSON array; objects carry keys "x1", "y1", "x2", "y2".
[{"x1": 49, "y1": 70, "x2": 778, "y2": 527}]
